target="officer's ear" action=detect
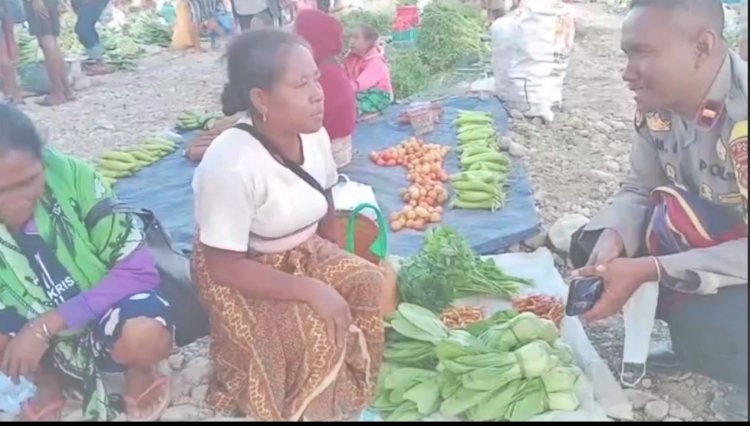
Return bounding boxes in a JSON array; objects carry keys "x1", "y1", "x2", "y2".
[{"x1": 694, "y1": 29, "x2": 720, "y2": 65}]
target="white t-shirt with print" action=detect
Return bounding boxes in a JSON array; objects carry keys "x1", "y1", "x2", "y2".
[{"x1": 193, "y1": 118, "x2": 338, "y2": 254}]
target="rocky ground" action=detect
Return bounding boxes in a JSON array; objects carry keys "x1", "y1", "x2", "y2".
[{"x1": 8, "y1": 1, "x2": 731, "y2": 422}]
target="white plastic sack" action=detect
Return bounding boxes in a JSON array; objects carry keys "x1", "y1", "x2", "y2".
[{"x1": 490, "y1": 0, "x2": 576, "y2": 122}]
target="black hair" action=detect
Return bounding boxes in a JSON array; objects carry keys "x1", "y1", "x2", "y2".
[
  {"x1": 356, "y1": 24, "x2": 379, "y2": 43},
  {"x1": 220, "y1": 29, "x2": 305, "y2": 117},
  {"x1": 317, "y1": 0, "x2": 331, "y2": 13},
  {"x1": 629, "y1": 0, "x2": 725, "y2": 33},
  {"x1": 0, "y1": 103, "x2": 44, "y2": 159}
]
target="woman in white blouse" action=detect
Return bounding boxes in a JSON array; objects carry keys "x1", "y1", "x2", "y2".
[{"x1": 191, "y1": 29, "x2": 384, "y2": 421}]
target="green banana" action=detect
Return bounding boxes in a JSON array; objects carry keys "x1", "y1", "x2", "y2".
[
  {"x1": 98, "y1": 159, "x2": 137, "y2": 172},
  {"x1": 101, "y1": 150, "x2": 137, "y2": 163}
]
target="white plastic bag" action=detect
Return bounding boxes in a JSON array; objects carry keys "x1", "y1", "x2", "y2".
[
  {"x1": 331, "y1": 174, "x2": 381, "y2": 221},
  {"x1": 620, "y1": 280, "x2": 659, "y2": 388},
  {"x1": 490, "y1": 0, "x2": 576, "y2": 122},
  {"x1": 0, "y1": 374, "x2": 35, "y2": 415}
]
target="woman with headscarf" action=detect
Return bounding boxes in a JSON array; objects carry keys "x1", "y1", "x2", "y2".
[{"x1": 295, "y1": 9, "x2": 357, "y2": 169}]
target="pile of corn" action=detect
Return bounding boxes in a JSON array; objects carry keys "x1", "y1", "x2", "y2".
[{"x1": 373, "y1": 304, "x2": 582, "y2": 421}]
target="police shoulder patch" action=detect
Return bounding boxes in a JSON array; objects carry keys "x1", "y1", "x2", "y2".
[
  {"x1": 728, "y1": 120, "x2": 748, "y2": 200},
  {"x1": 646, "y1": 112, "x2": 671, "y2": 132}
]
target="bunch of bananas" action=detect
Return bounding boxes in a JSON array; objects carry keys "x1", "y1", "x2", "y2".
[
  {"x1": 176, "y1": 111, "x2": 222, "y2": 131},
  {"x1": 16, "y1": 32, "x2": 43, "y2": 66},
  {"x1": 95, "y1": 136, "x2": 179, "y2": 186},
  {"x1": 129, "y1": 11, "x2": 173, "y2": 48},
  {"x1": 100, "y1": 26, "x2": 146, "y2": 70}
]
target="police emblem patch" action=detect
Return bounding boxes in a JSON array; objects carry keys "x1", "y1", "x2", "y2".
[
  {"x1": 728, "y1": 120, "x2": 748, "y2": 199},
  {"x1": 646, "y1": 112, "x2": 671, "y2": 132}
]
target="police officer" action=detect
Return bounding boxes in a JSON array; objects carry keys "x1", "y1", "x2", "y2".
[{"x1": 569, "y1": 0, "x2": 748, "y2": 421}]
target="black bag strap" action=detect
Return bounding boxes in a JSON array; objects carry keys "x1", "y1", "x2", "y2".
[
  {"x1": 233, "y1": 122, "x2": 327, "y2": 197},
  {"x1": 84, "y1": 197, "x2": 155, "y2": 232}
]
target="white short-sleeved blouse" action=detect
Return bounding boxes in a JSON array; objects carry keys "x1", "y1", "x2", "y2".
[{"x1": 192, "y1": 117, "x2": 339, "y2": 254}]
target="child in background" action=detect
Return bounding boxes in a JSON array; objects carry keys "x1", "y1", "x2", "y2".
[{"x1": 343, "y1": 25, "x2": 393, "y2": 119}]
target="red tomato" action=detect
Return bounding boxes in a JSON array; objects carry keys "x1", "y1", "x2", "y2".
[
  {"x1": 386, "y1": 159, "x2": 397, "y2": 166},
  {"x1": 375, "y1": 158, "x2": 387, "y2": 166}
]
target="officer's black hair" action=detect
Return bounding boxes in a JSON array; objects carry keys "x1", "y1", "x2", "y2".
[
  {"x1": 220, "y1": 29, "x2": 305, "y2": 117},
  {"x1": 629, "y1": 0, "x2": 725, "y2": 34},
  {"x1": 0, "y1": 103, "x2": 44, "y2": 159}
]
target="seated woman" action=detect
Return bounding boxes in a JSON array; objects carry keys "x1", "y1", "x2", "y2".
[
  {"x1": 343, "y1": 25, "x2": 393, "y2": 119},
  {"x1": 0, "y1": 104, "x2": 173, "y2": 422},
  {"x1": 191, "y1": 29, "x2": 384, "y2": 421},
  {"x1": 294, "y1": 9, "x2": 356, "y2": 169}
]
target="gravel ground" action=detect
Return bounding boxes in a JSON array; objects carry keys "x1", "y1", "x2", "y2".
[{"x1": 9, "y1": 2, "x2": 731, "y2": 422}]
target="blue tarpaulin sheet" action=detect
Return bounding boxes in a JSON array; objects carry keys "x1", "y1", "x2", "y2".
[{"x1": 114, "y1": 96, "x2": 540, "y2": 255}]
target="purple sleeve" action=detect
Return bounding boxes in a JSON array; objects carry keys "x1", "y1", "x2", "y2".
[{"x1": 57, "y1": 247, "x2": 160, "y2": 330}]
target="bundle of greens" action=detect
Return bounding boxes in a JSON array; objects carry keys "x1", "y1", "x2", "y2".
[
  {"x1": 436, "y1": 314, "x2": 582, "y2": 421},
  {"x1": 373, "y1": 307, "x2": 583, "y2": 422},
  {"x1": 389, "y1": 51, "x2": 432, "y2": 100},
  {"x1": 129, "y1": 11, "x2": 173, "y2": 47},
  {"x1": 416, "y1": 0, "x2": 488, "y2": 73},
  {"x1": 397, "y1": 227, "x2": 532, "y2": 313},
  {"x1": 339, "y1": 9, "x2": 393, "y2": 37}
]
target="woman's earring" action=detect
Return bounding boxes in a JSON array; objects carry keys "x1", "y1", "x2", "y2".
[{"x1": 262, "y1": 113, "x2": 267, "y2": 123}]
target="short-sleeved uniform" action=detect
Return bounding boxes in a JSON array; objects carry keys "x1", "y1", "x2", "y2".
[
  {"x1": 192, "y1": 117, "x2": 339, "y2": 254},
  {"x1": 583, "y1": 51, "x2": 748, "y2": 295},
  {"x1": 576, "y1": 52, "x2": 748, "y2": 386}
]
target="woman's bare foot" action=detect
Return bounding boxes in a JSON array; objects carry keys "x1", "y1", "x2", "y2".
[
  {"x1": 20, "y1": 369, "x2": 66, "y2": 421},
  {"x1": 35, "y1": 92, "x2": 68, "y2": 107},
  {"x1": 124, "y1": 366, "x2": 170, "y2": 421}
]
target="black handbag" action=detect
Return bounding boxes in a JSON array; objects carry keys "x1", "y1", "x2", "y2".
[{"x1": 84, "y1": 198, "x2": 209, "y2": 347}]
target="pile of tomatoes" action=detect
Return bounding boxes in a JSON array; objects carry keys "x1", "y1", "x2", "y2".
[{"x1": 370, "y1": 138, "x2": 451, "y2": 232}]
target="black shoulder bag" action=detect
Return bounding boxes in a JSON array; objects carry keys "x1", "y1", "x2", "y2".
[{"x1": 84, "y1": 200, "x2": 209, "y2": 348}]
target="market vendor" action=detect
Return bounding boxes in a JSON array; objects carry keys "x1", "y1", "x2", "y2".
[
  {"x1": 0, "y1": 104, "x2": 174, "y2": 421},
  {"x1": 343, "y1": 25, "x2": 393, "y2": 119},
  {"x1": 295, "y1": 9, "x2": 357, "y2": 169},
  {"x1": 569, "y1": 0, "x2": 747, "y2": 421},
  {"x1": 191, "y1": 29, "x2": 384, "y2": 421},
  {"x1": 21, "y1": 0, "x2": 74, "y2": 106}
]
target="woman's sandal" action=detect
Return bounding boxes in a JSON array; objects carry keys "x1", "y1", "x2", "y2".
[
  {"x1": 124, "y1": 375, "x2": 171, "y2": 422},
  {"x1": 19, "y1": 398, "x2": 67, "y2": 421}
]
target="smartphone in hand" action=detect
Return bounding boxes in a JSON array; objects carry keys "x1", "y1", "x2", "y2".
[{"x1": 565, "y1": 276, "x2": 604, "y2": 317}]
